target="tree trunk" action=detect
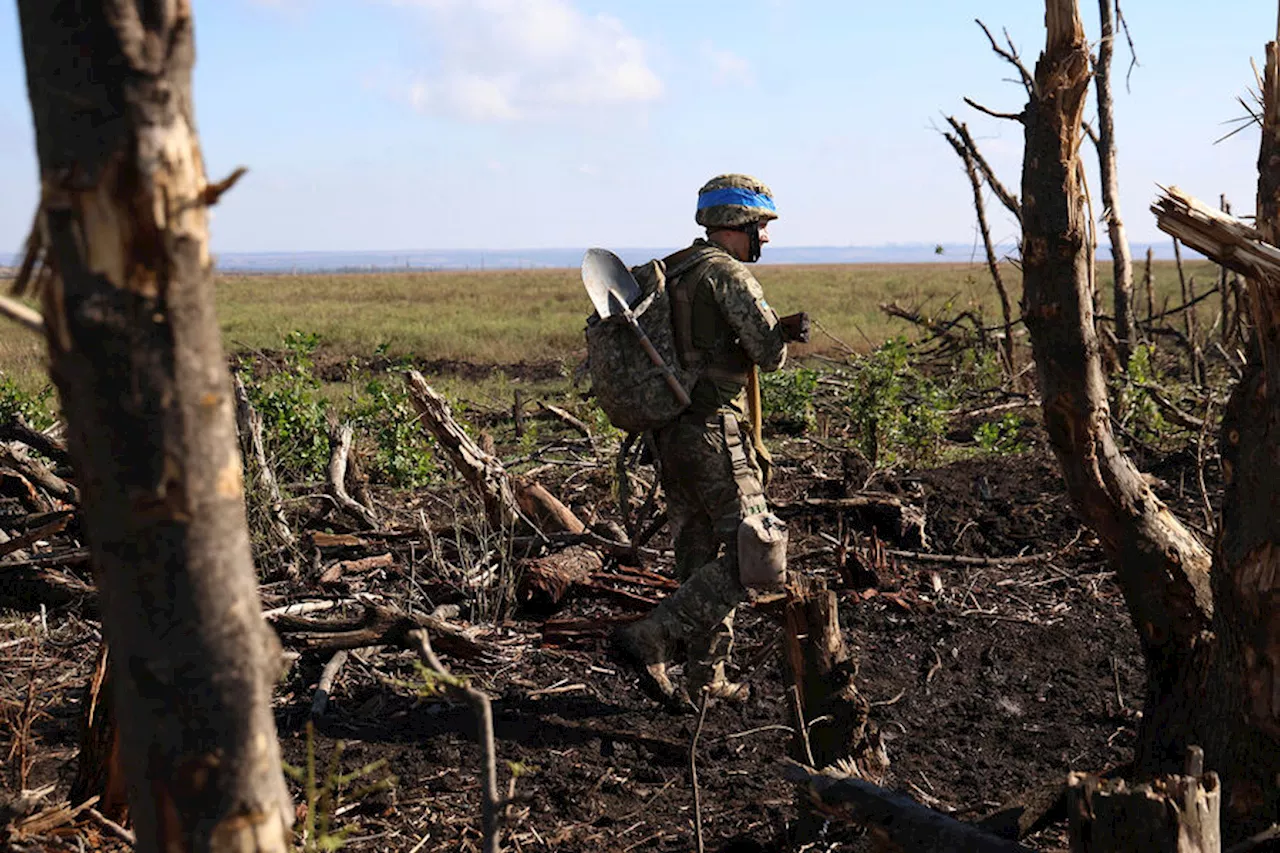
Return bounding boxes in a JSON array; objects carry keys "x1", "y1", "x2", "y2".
[
  {"x1": 1029, "y1": 1, "x2": 1280, "y2": 838},
  {"x1": 1094, "y1": 0, "x2": 1137, "y2": 366},
  {"x1": 1020, "y1": 0, "x2": 1215, "y2": 778},
  {"x1": 15, "y1": 4, "x2": 293, "y2": 851}
]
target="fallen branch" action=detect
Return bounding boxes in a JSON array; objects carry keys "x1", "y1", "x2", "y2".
[
  {"x1": 783, "y1": 760, "x2": 1033, "y2": 852},
  {"x1": 310, "y1": 650, "x2": 349, "y2": 718},
  {"x1": 271, "y1": 602, "x2": 494, "y2": 661},
  {"x1": 409, "y1": 628, "x2": 504, "y2": 853},
  {"x1": 407, "y1": 371, "x2": 526, "y2": 534},
  {"x1": 536, "y1": 402, "x2": 592, "y2": 439},
  {"x1": 772, "y1": 493, "x2": 927, "y2": 549},
  {"x1": 0, "y1": 416, "x2": 70, "y2": 466},
  {"x1": 0, "y1": 443, "x2": 77, "y2": 505}
]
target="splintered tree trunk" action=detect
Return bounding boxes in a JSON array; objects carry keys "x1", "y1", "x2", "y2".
[
  {"x1": 781, "y1": 576, "x2": 885, "y2": 777},
  {"x1": 1030, "y1": 0, "x2": 1280, "y2": 839},
  {"x1": 1019, "y1": 0, "x2": 1215, "y2": 781},
  {"x1": 16, "y1": 4, "x2": 292, "y2": 851},
  {"x1": 1094, "y1": 0, "x2": 1137, "y2": 365}
]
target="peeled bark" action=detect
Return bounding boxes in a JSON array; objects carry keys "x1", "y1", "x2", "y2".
[
  {"x1": 15, "y1": 4, "x2": 292, "y2": 851},
  {"x1": 1020, "y1": 0, "x2": 1213, "y2": 773},
  {"x1": 1093, "y1": 0, "x2": 1137, "y2": 365}
]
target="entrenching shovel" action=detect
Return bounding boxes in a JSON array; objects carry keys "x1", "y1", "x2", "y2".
[{"x1": 582, "y1": 248, "x2": 691, "y2": 409}]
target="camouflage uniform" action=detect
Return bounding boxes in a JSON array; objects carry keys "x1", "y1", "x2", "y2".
[{"x1": 627, "y1": 237, "x2": 787, "y2": 699}]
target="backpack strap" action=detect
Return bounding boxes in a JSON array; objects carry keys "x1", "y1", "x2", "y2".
[{"x1": 663, "y1": 245, "x2": 719, "y2": 372}]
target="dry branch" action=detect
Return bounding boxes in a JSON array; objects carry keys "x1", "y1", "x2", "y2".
[
  {"x1": 326, "y1": 422, "x2": 378, "y2": 530},
  {"x1": 783, "y1": 760, "x2": 1033, "y2": 852},
  {"x1": 1151, "y1": 186, "x2": 1280, "y2": 280},
  {"x1": 271, "y1": 602, "x2": 494, "y2": 661},
  {"x1": 406, "y1": 371, "x2": 525, "y2": 533},
  {"x1": 0, "y1": 444, "x2": 77, "y2": 505},
  {"x1": 233, "y1": 374, "x2": 296, "y2": 551},
  {"x1": 0, "y1": 417, "x2": 69, "y2": 466},
  {"x1": 409, "y1": 629, "x2": 504, "y2": 853}
]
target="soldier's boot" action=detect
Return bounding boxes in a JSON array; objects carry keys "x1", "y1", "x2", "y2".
[
  {"x1": 655, "y1": 556, "x2": 749, "y2": 705},
  {"x1": 609, "y1": 617, "x2": 692, "y2": 712},
  {"x1": 686, "y1": 612, "x2": 750, "y2": 704}
]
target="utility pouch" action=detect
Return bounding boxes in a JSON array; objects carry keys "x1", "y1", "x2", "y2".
[{"x1": 737, "y1": 512, "x2": 788, "y2": 589}]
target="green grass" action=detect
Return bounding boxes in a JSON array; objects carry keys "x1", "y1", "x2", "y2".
[{"x1": 1, "y1": 258, "x2": 1231, "y2": 389}]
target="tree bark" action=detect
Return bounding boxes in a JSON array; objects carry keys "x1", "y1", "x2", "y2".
[
  {"x1": 1019, "y1": 0, "x2": 1214, "y2": 777},
  {"x1": 15, "y1": 4, "x2": 292, "y2": 851},
  {"x1": 1093, "y1": 0, "x2": 1137, "y2": 366}
]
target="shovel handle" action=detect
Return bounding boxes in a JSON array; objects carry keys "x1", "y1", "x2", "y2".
[{"x1": 628, "y1": 318, "x2": 692, "y2": 407}]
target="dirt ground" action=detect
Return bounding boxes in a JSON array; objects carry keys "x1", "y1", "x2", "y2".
[{"x1": 2, "y1": 361, "x2": 1204, "y2": 853}]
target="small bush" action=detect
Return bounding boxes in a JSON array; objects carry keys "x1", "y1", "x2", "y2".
[
  {"x1": 240, "y1": 331, "x2": 330, "y2": 483},
  {"x1": 974, "y1": 413, "x2": 1030, "y2": 455},
  {"x1": 0, "y1": 374, "x2": 56, "y2": 431},
  {"x1": 842, "y1": 338, "x2": 950, "y2": 466},
  {"x1": 347, "y1": 377, "x2": 437, "y2": 488},
  {"x1": 761, "y1": 366, "x2": 819, "y2": 434}
]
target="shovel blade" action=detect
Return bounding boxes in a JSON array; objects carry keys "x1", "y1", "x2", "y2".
[{"x1": 582, "y1": 248, "x2": 641, "y2": 319}]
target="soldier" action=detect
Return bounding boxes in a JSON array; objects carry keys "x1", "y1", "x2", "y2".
[{"x1": 612, "y1": 174, "x2": 807, "y2": 709}]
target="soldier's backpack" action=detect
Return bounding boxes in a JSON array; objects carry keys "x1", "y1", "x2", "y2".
[{"x1": 585, "y1": 247, "x2": 712, "y2": 433}]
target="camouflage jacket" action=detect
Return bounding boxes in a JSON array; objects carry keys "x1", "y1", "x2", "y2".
[{"x1": 671, "y1": 238, "x2": 787, "y2": 418}]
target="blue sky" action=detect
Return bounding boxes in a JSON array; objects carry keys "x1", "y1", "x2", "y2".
[{"x1": 0, "y1": 1, "x2": 1272, "y2": 254}]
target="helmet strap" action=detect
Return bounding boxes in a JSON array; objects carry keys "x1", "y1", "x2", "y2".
[{"x1": 742, "y1": 222, "x2": 762, "y2": 263}]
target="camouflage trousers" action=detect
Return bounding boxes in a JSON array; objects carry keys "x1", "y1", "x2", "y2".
[{"x1": 647, "y1": 411, "x2": 768, "y2": 689}]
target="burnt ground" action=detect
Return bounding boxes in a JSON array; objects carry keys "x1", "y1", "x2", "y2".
[{"x1": 2, "y1": 381, "x2": 1220, "y2": 853}]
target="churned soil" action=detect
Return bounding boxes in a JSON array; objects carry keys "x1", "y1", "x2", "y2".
[{"x1": 3, "y1": 406, "x2": 1179, "y2": 853}]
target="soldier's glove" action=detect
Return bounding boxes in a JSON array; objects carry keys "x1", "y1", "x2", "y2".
[{"x1": 778, "y1": 312, "x2": 811, "y2": 344}]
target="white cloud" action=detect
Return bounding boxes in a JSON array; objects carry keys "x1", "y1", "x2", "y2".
[
  {"x1": 701, "y1": 43, "x2": 754, "y2": 87},
  {"x1": 386, "y1": 0, "x2": 663, "y2": 121}
]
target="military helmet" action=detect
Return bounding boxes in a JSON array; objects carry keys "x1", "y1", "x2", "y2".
[{"x1": 695, "y1": 174, "x2": 778, "y2": 229}]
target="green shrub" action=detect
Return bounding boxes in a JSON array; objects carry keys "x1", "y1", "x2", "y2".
[
  {"x1": 1114, "y1": 343, "x2": 1170, "y2": 445},
  {"x1": 347, "y1": 377, "x2": 437, "y2": 488},
  {"x1": 974, "y1": 413, "x2": 1030, "y2": 455},
  {"x1": 842, "y1": 338, "x2": 950, "y2": 466},
  {"x1": 240, "y1": 331, "x2": 330, "y2": 482},
  {"x1": 761, "y1": 366, "x2": 819, "y2": 434},
  {"x1": 0, "y1": 373, "x2": 56, "y2": 431}
]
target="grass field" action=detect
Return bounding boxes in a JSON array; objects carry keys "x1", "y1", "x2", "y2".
[{"x1": 1, "y1": 258, "x2": 1226, "y2": 394}]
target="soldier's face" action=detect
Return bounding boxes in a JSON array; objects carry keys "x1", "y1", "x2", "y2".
[{"x1": 757, "y1": 221, "x2": 771, "y2": 244}]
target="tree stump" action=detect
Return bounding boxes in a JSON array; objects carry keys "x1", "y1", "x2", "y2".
[
  {"x1": 1067, "y1": 758, "x2": 1221, "y2": 853},
  {"x1": 781, "y1": 575, "x2": 887, "y2": 778}
]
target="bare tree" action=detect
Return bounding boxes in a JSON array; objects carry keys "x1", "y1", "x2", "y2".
[
  {"x1": 1021, "y1": 0, "x2": 1280, "y2": 839},
  {"x1": 14, "y1": 4, "x2": 293, "y2": 851},
  {"x1": 943, "y1": 120, "x2": 1018, "y2": 379},
  {"x1": 1092, "y1": 0, "x2": 1137, "y2": 365}
]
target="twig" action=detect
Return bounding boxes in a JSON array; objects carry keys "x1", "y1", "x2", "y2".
[
  {"x1": 87, "y1": 807, "x2": 136, "y2": 846},
  {"x1": 690, "y1": 690, "x2": 710, "y2": 853},
  {"x1": 812, "y1": 317, "x2": 858, "y2": 356},
  {"x1": 409, "y1": 629, "x2": 503, "y2": 853},
  {"x1": 975, "y1": 19, "x2": 1034, "y2": 96},
  {"x1": 1195, "y1": 399, "x2": 1216, "y2": 535},
  {"x1": 963, "y1": 97, "x2": 1024, "y2": 123},
  {"x1": 311, "y1": 650, "x2": 349, "y2": 718},
  {"x1": 537, "y1": 402, "x2": 592, "y2": 439}
]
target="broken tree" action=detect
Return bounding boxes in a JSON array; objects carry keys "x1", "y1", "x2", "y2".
[
  {"x1": 1020, "y1": 0, "x2": 1280, "y2": 839},
  {"x1": 15, "y1": 3, "x2": 292, "y2": 851}
]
